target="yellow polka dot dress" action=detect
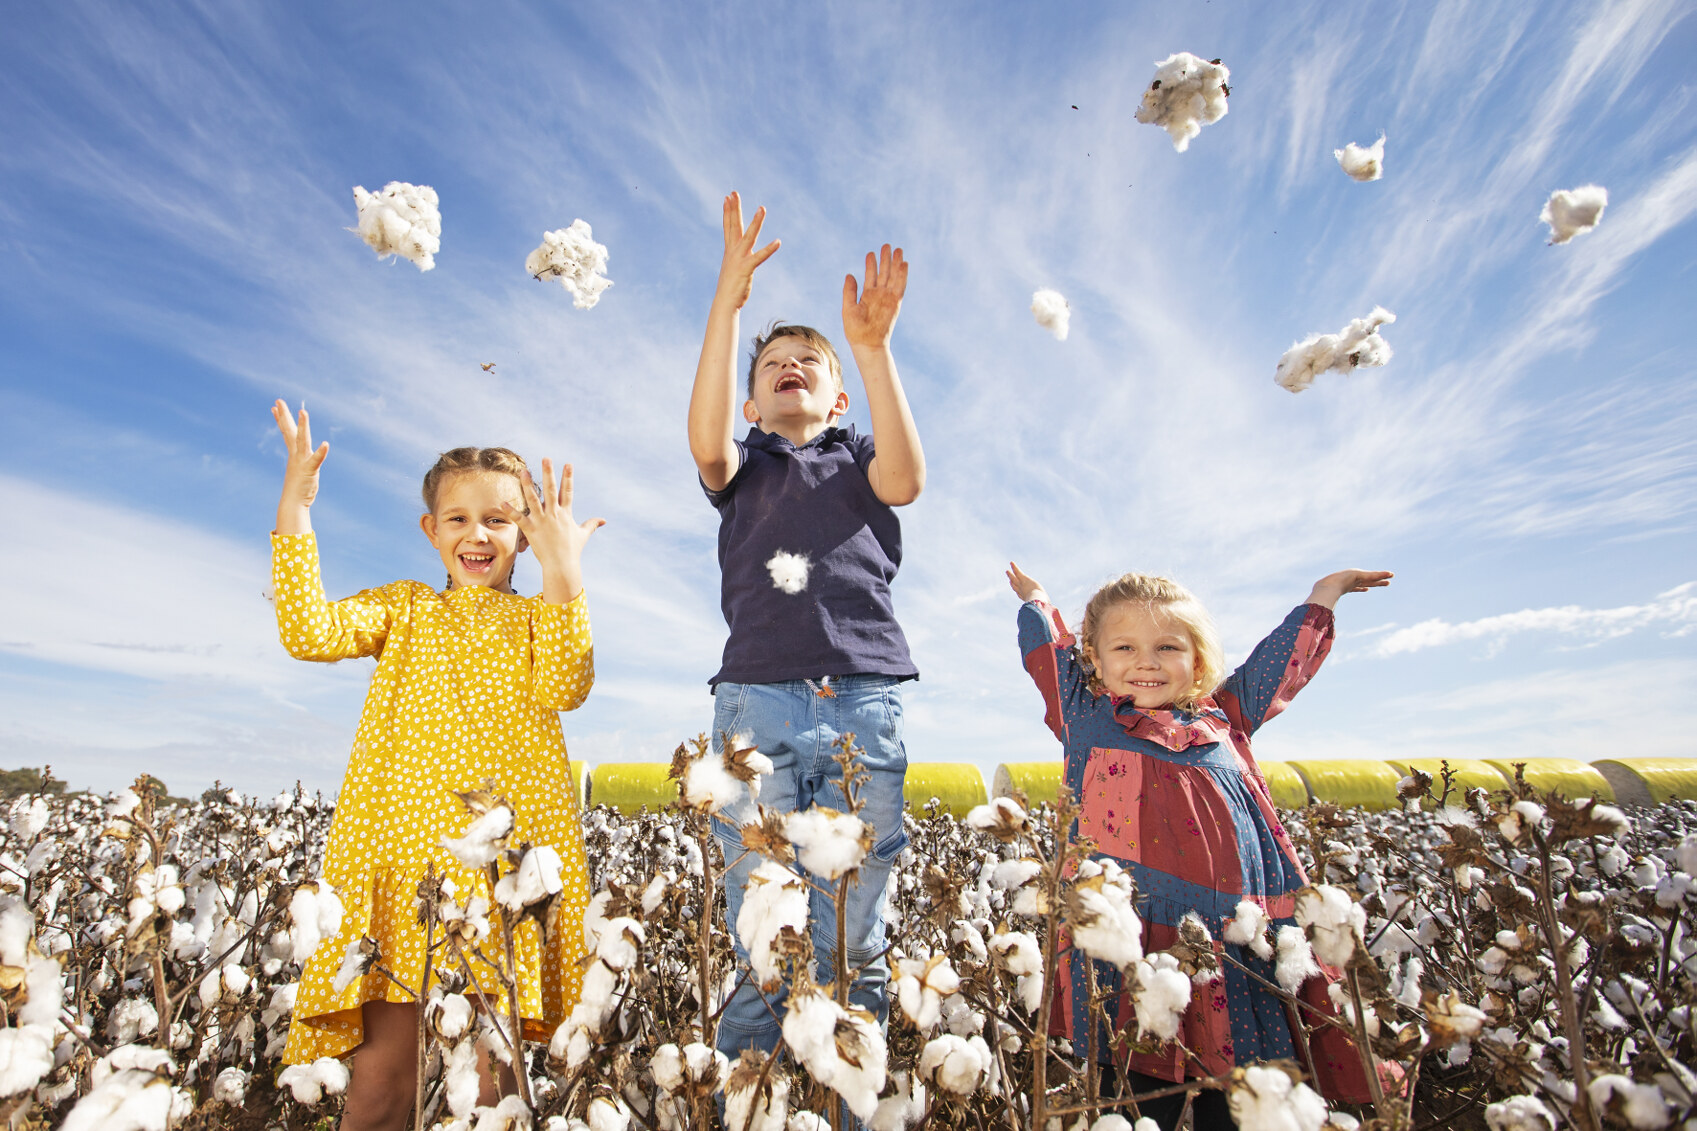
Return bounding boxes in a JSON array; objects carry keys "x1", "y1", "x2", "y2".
[{"x1": 272, "y1": 533, "x2": 594, "y2": 1062}]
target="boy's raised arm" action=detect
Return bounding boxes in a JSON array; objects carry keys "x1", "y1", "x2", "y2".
[
  {"x1": 843, "y1": 244, "x2": 925, "y2": 506},
  {"x1": 689, "y1": 193, "x2": 779, "y2": 492}
]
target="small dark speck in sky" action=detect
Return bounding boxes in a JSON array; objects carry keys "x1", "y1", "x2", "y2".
[{"x1": 1072, "y1": 105, "x2": 1079, "y2": 109}]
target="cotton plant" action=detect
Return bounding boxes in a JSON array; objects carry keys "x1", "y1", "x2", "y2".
[
  {"x1": 352, "y1": 181, "x2": 442, "y2": 270},
  {"x1": 1134, "y1": 52, "x2": 1231, "y2": 151},
  {"x1": 526, "y1": 219, "x2": 614, "y2": 309},
  {"x1": 1274, "y1": 307, "x2": 1397, "y2": 393}
]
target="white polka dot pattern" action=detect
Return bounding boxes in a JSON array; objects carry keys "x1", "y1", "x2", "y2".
[{"x1": 271, "y1": 533, "x2": 593, "y2": 1062}]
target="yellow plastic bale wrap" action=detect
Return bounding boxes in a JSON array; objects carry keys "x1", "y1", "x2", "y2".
[
  {"x1": 1385, "y1": 759, "x2": 1511, "y2": 807},
  {"x1": 1258, "y1": 762, "x2": 1311, "y2": 810},
  {"x1": 903, "y1": 764, "x2": 989, "y2": 818},
  {"x1": 992, "y1": 762, "x2": 1063, "y2": 808},
  {"x1": 1287, "y1": 760, "x2": 1402, "y2": 811},
  {"x1": 1591, "y1": 758, "x2": 1697, "y2": 806},
  {"x1": 588, "y1": 763, "x2": 680, "y2": 814},
  {"x1": 569, "y1": 760, "x2": 590, "y2": 809},
  {"x1": 1483, "y1": 759, "x2": 1614, "y2": 803}
]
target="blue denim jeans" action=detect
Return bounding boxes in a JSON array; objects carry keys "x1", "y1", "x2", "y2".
[{"x1": 709, "y1": 675, "x2": 910, "y2": 1061}]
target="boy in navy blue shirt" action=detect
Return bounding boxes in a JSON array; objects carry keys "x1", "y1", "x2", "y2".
[{"x1": 687, "y1": 193, "x2": 925, "y2": 1065}]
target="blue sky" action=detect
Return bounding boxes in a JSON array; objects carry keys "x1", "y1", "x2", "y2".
[{"x1": 2, "y1": 0, "x2": 1694, "y2": 797}]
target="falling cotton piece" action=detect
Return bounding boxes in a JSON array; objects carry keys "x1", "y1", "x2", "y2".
[
  {"x1": 1334, "y1": 135, "x2": 1385, "y2": 182},
  {"x1": 766, "y1": 551, "x2": 809, "y2": 595},
  {"x1": 1540, "y1": 185, "x2": 1607, "y2": 245},
  {"x1": 352, "y1": 182, "x2": 441, "y2": 271},
  {"x1": 526, "y1": 220, "x2": 614, "y2": 309},
  {"x1": 1274, "y1": 307, "x2": 1397, "y2": 393},
  {"x1": 1134, "y1": 53, "x2": 1230, "y2": 152},
  {"x1": 1031, "y1": 289, "x2": 1070, "y2": 340}
]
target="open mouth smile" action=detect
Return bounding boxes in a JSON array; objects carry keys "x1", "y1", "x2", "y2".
[
  {"x1": 774, "y1": 373, "x2": 808, "y2": 392},
  {"x1": 460, "y1": 553, "x2": 496, "y2": 574}
]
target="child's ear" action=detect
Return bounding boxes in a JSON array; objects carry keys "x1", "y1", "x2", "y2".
[
  {"x1": 516, "y1": 530, "x2": 530, "y2": 553},
  {"x1": 742, "y1": 399, "x2": 761, "y2": 424},
  {"x1": 829, "y1": 389, "x2": 850, "y2": 420},
  {"x1": 419, "y1": 513, "x2": 439, "y2": 545}
]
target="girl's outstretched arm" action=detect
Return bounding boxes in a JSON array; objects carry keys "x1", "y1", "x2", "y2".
[
  {"x1": 1305, "y1": 569, "x2": 1393, "y2": 609},
  {"x1": 271, "y1": 399, "x2": 327, "y2": 536},
  {"x1": 1005, "y1": 560, "x2": 1050, "y2": 606},
  {"x1": 503, "y1": 458, "x2": 604, "y2": 606}
]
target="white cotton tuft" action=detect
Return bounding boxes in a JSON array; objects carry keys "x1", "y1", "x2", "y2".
[
  {"x1": 1134, "y1": 53, "x2": 1231, "y2": 152},
  {"x1": 870, "y1": 1071, "x2": 927, "y2": 1131},
  {"x1": 1589, "y1": 1075, "x2": 1672, "y2": 1130},
  {"x1": 1068, "y1": 867, "x2": 1144, "y2": 970},
  {"x1": 1274, "y1": 925, "x2": 1321, "y2": 992},
  {"x1": 277, "y1": 1057, "x2": 350, "y2": 1105},
  {"x1": 1484, "y1": 1095, "x2": 1558, "y2": 1131},
  {"x1": 1541, "y1": 185, "x2": 1607, "y2": 245},
  {"x1": 683, "y1": 755, "x2": 754, "y2": 815},
  {"x1": 494, "y1": 844, "x2": 565, "y2": 911},
  {"x1": 8, "y1": 797, "x2": 48, "y2": 841},
  {"x1": 526, "y1": 220, "x2": 614, "y2": 309},
  {"x1": 212, "y1": 1066, "x2": 249, "y2": 1105},
  {"x1": 726, "y1": 1062, "x2": 789, "y2": 1131},
  {"x1": 440, "y1": 805, "x2": 514, "y2": 869},
  {"x1": 784, "y1": 807, "x2": 868, "y2": 880},
  {"x1": 1031, "y1": 289, "x2": 1071, "y2": 340},
  {"x1": 1294, "y1": 886, "x2": 1365, "y2": 968},
  {"x1": 0, "y1": 1024, "x2": 55, "y2": 1097},
  {"x1": 1224, "y1": 900, "x2": 1275, "y2": 960},
  {"x1": 737, "y1": 861, "x2": 810, "y2": 991},
  {"x1": 766, "y1": 551, "x2": 811, "y2": 595},
  {"x1": 1334, "y1": 135, "x2": 1386, "y2": 182},
  {"x1": 352, "y1": 182, "x2": 441, "y2": 271},
  {"x1": 781, "y1": 988, "x2": 887, "y2": 1121},
  {"x1": 1228, "y1": 1064, "x2": 1330, "y2": 1131},
  {"x1": 1130, "y1": 953, "x2": 1192, "y2": 1041},
  {"x1": 918, "y1": 1033, "x2": 991, "y2": 1097},
  {"x1": 288, "y1": 881, "x2": 344, "y2": 965},
  {"x1": 1274, "y1": 307, "x2": 1396, "y2": 393}
]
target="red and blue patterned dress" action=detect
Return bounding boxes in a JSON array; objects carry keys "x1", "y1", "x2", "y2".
[{"x1": 1017, "y1": 599, "x2": 1371, "y2": 1102}]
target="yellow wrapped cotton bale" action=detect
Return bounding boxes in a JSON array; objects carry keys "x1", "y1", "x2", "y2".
[
  {"x1": 1287, "y1": 760, "x2": 1402, "y2": 811},
  {"x1": 1591, "y1": 758, "x2": 1697, "y2": 806},
  {"x1": 1384, "y1": 759, "x2": 1511, "y2": 808},
  {"x1": 992, "y1": 762, "x2": 1063, "y2": 808},
  {"x1": 903, "y1": 764, "x2": 989, "y2": 818},
  {"x1": 1482, "y1": 758, "x2": 1615, "y2": 804},
  {"x1": 1257, "y1": 762, "x2": 1311, "y2": 810},
  {"x1": 569, "y1": 760, "x2": 590, "y2": 809},
  {"x1": 588, "y1": 763, "x2": 680, "y2": 814}
]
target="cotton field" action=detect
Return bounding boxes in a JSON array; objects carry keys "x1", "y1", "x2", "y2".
[{"x1": 1, "y1": 753, "x2": 1693, "y2": 1131}]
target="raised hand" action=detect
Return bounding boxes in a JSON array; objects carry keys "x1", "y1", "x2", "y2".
[
  {"x1": 714, "y1": 192, "x2": 780, "y2": 312},
  {"x1": 272, "y1": 399, "x2": 328, "y2": 536},
  {"x1": 502, "y1": 459, "x2": 604, "y2": 604},
  {"x1": 1006, "y1": 561, "x2": 1050, "y2": 605},
  {"x1": 841, "y1": 243, "x2": 908, "y2": 350},
  {"x1": 1306, "y1": 569, "x2": 1394, "y2": 609}
]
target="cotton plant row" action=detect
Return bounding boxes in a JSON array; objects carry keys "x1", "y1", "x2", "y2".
[{"x1": 4, "y1": 762, "x2": 1694, "y2": 1131}]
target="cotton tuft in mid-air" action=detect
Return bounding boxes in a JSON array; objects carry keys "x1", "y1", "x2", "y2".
[
  {"x1": 526, "y1": 220, "x2": 614, "y2": 309},
  {"x1": 352, "y1": 182, "x2": 441, "y2": 271},
  {"x1": 1031, "y1": 289, "x2": 1070, "y2": 341},
  {"x1": 1540, "y1": 185, "x2": 1608, "y2": 245},
  {"x1": 1275, "y1": 307, "x2": 1397, "y2": 393},
  {"x1": 1335, "y1": 135, "x2": 1386, "y2": 182},
  {"x1": 1134, "y1": 53, "x2": 1230, "y2": 152}
]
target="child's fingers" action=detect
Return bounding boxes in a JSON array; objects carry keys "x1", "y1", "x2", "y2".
[
  {"x1": 537, "y1": 459, "x2": 558, "y2": 512},
  {"x1": 864, "y1": 250, "x2": 878, "y2": 291},
  {"x1": 297, "y1": 407, "x2": 313, "y2": 455},
  {"x1": 307, "y1": 441, "x2": 329, "y2": 470},
  {"x1": 557, "y1": 462, "x2": 574, "y2": 510},
  {"x1": 518, "y1": 468, "x2": 542, "y2": 516},
  {"x1": 743, "y1": 206, "x2": 766, "y2": 248},
  {"x1": 750, "y1": 238, "x2": 780, "y2": 268},
  {"x1": 579, "y1": 516, "x2": 606, "y2": 538},
  {"x1": 723, "y1": 193, "x2": 741, "y2": 243},
  {"x1": 842, "y1": 273, "x2": 859, "y2": 310}
]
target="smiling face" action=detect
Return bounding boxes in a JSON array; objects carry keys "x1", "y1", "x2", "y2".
[
  {"x1": 744, "y1": 333, "x2": 849, "y2": 439},
  {"x1": 419, "y1": 471, "x2": 527, "y2": 591},
  {"x1": 1082, "y1": 600, "x2": 1202, "y2": 709}
]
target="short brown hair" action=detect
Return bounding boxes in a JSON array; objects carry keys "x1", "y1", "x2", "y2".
[
  {"x1": 421, "y1": 447, "x2": 528, "y2": 512},
  {"x1": 746, "y1": 322, "x2": 843, "y2": 398},
  {"x1": 1079, "y1": 573, "x2": 1225, "y2": 711}
]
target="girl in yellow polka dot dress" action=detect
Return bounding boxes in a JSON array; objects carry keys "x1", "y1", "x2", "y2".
[{"x1": 268, "y1": 400, "x2": 601, "y2": 1128}]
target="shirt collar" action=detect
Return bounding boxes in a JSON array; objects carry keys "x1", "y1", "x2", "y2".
[{"x1": 745, "y1": 423, "x2": 856, "y2": 452}]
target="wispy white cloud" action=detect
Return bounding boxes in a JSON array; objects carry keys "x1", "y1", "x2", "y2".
[{"x1": 1369, "y1": 583, "x2": 1696, "y2": 657}]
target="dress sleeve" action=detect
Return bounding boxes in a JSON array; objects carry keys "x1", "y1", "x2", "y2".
[
  {"x1": 531, "y1": 590, "x2": 594, "y2": 711},
  {"x1": 1214, "y1": 604, "x2": 1334, "y2": 736},
  {"x1": 1017, "y1": 600, "x2": 1092, "y2": 747},
  {"x1": 270, "y1": 533, "x2": 393, "y2": 662}
]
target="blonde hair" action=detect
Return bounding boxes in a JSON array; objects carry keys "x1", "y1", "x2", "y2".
[
  {"x1": 421, "y1": 447, "x2": 529, "y2": 513},
  {"x1": 747, "y1": 322, "x2": 843, "y2": 398},
  {"x1": 1079, "y1": 573, "x2": 1225, "y2": 712}
]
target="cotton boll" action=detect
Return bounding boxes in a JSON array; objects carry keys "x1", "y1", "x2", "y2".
[
  {"x1": 277, "y1": 1057, "x2": 350, "y2": 1105},
  {"x1": 1294, "y1": 885, "x2": 1366, "y2": 967},
  {"x1": 60, "y1": 1069, "x2": 175, "y2": 1131},
  {"x1": 1274, "y1": 925, "x2": 1321, "y2": 992},
  {"x1": 527, "y1": 220, "x2": 614, "y2": 309},
  {"x1": 727, "y1": 1059, "x2": 790, "y2": 1131},
  {"x1": 212, "y1": 1066, "x2": 249, "y2": 1105},
  {"x1": 1334, "y1": 135, "x2": 1386, "y2": 182},
  {"x1": 0, "y1": 1024, "x2": 55, "y2": 1096},
  {"x1": 352, "y1": 182, "x2": 441, "y2": 271},
  {"x1": 440, "y1": 805, "x2": 514, "y2": 869},
  {"x1": 1130, "y1": 953, "x2": 1192, "y2": 1041},
  {"x1": 1134, "y1": 53, "x2": 1231, "y2": 152},
  {"x1": 444, "y1": 1040, "x2": 481, "y2": 1117},
  {"x1": 1068, "y1": 879, "x2": 1144, "y2": 969},
  {"x1": 870, "y1": 1072, "x2": 926, "y2": 1131},
  {"x1": 1031, "y1": 289, "x2": 1071, "y2": 340},
  {"x1": 1589, "y1": 1075, "x2": 1672, "y2": 1130},
  {"x1": 587, "y1": 1093, "x2": 633, "y2": 1131},
  {"x1": 1091, "y1": 1118, "x2": 1134, "y2": 1131},
  {"x1": 784, "y1": 807, "x2": 868, "y2": 880},
  {"x1": 1224, "y1": 900, "x2": 1275, "y2": 960},
  {"x1": 781, "y1": 988, "x2": 888, "y2": 1121},
  {"x1": 738, "y1": 862, "x2": 810, "y2": 991},
  {"x1": 918, "y1": 1033, "x2": 991, "y2": 1097},
  {"x1": 494, "y1": 844, "x2": 565, "y2": 911},
  {"x1": 1274, "y1": 308, "x2": 1396, "y2": 393},
  {"x1": 790, "y1": 1114, "x2": 831, "y2": 1131},
  {"x1": 1540, "y1": 185, "x2": 1607, "y2": 245},
  {"x1": 1485, "y1": 1095, "x2": 1558, "y2": 1131},
  {"x1": 990, "y1": 928, "x2": 1041, "y2": 976},
  {"x1": 1228, "y1": 1064, "x2": 1330, "y2": 1131},
  {"x1": 766, "y1": 551, "x2": 810, "y2": 595},
  {"x1": 9, "y1": 797, "x2": 48, "y2": 840}
]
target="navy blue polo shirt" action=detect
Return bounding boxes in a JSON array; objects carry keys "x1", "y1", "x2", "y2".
[{"x1": 704, "y1": 425, "x2": 917, "y2": 687}]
